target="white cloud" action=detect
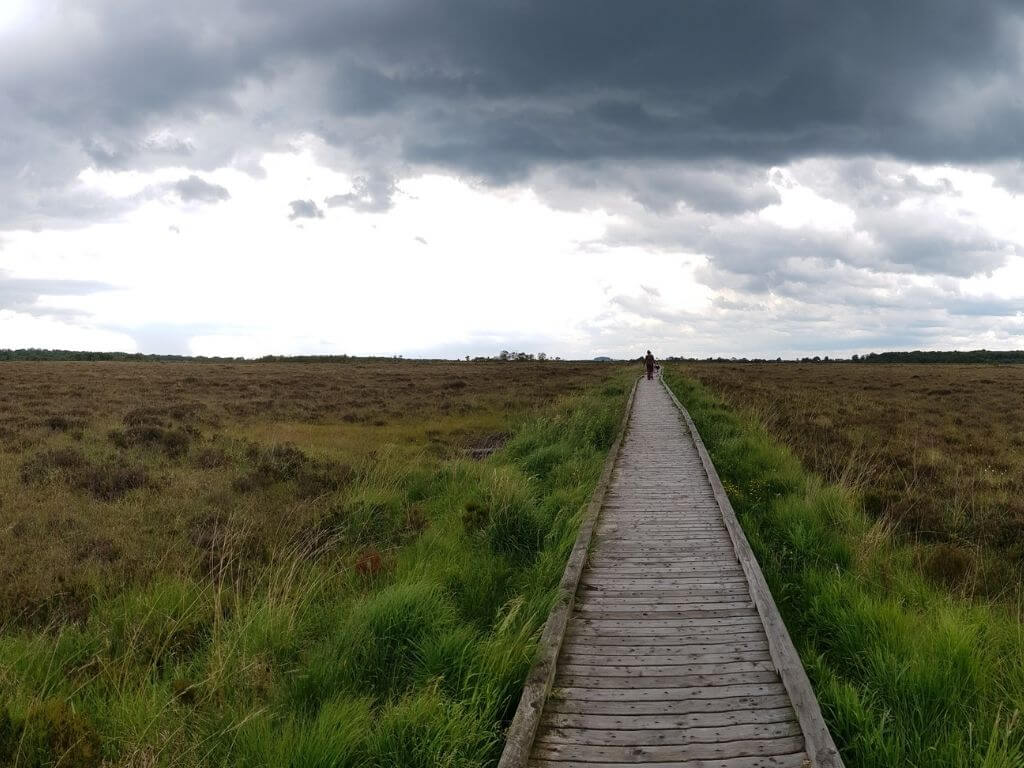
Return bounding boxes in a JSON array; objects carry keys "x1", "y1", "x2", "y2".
[
  {"x1": 2, "y1": 147, "x2": 1024, "y2": 359},
  {"x1": 760, "y1": 168, "x2": 857, "y2": 232},
  {"x1": 0, "y1": 309, "x2": 136, "y2": 351}
]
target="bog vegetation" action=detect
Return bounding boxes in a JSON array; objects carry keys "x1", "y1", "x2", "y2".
[
  {"x1": 675, "y1": 362, "x2": 1024, "y2": 600},
  {"x1": 665, "y1": 366, "x2": 1024, "y2": 768},
  {"x1": 0, "y1": 360, "x2": 631, "y2": 767}
]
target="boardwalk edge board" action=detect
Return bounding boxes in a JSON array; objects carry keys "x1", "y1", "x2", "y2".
[
  {"x1": 659, "y1": 373, "x2": 845, "y2": 768},
  {"x1": 497, "y1": 376, "x2": 640, "y2": 768}
]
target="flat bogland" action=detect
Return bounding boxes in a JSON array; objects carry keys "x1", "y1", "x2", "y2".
[
  {"x1": 0, "y1": 359, "x2": 632, "y2": 767},
  {"x1": 674, "y1": 362, "x2": 1024, "y2": 599},
  {"x1": 664, "y1": 368, "x2": 1024, "y2": 768}
]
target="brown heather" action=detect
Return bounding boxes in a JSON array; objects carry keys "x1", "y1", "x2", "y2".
[
  {"x1": 676, "y1": 362, "x2": 1024, "y2": 600},
  {"x1": 0, "y1": 360, "x2": 619, "y2": 629}
]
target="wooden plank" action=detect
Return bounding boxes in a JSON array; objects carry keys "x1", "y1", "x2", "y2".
[
  {"x1": 581, "y1": 573, "x2": 744, "y2": 581},
  {"x1": 535, "y1": 721, "x2": 802, "y2": 747},
  {"x1": 579, "y1": 589, "x2": 752, "y2": 599},
  {"x1": 583, "y1": 565, "x2": 741, "y2": 573},
  {"x1": 578, "y1": 594, "x2": 753, "y2": 605},
  {"x1": 580, "y1": 586, "x2": 749, "y2": 595},
  {"x1": 558, "y1": 661, "x2": 776, "y2": 678},
  {"x1": 595, "y1": 544, "x2": 731, "y2": 550},
  {"x1": 548, "y1": 686, "x2": 790, "y2": 704},
  {"x1": 661, "y1": 376, "x2": 843, "y2": 768},
  {"x1": 565, "y1": 638, "x2": 770, "y2": 651},
  {"x1": 567, "y1": 631, "x2": 767, "y2": 644},
  {"x1": 587, "y1": 555, "x2": 737, "y2": 564},
  {"x1": 555, "y1": 670, "x2": 781, "y2": 688},
  {"x1": 563, "y1": 638, "x2": 770, "y2": 653},
  {"x1": 496, "y1": 378, "x2": 639, "y2": 768},
  {"x1": 564, "y1": 640, "x2": 770, "y2": 654},
  {"x1": 546, "y1": 689, "x2": 792, "y2": 711},
  {"x1": 585, "y1": 558, "x2": 741, "y2": 565},
  {"x1": 599, "y1": 527, "x2": 727, "y2": 531},
  {"x1": 582, "y1": 569, "x2": 746, "y2": 579},
  {"x1": 579, "y1": 577, "x2": 750, "y2": 588},
  {"x1": 597, "y1": 527, "x2": 726, "y2": 532},
  {"x1": 560, "y1": 651, "x2": 772, "y2": 666},
  {"x1": 595, "y1": 536, "x2": 727, "y2": 543},
  {"x1": 570, "y1": 615, "x2": 764, "y2": 629},
  {"x1": 541, "y1": 707, "x2": 796, "y2": 730},
  {"x1": 530, "y1": 735, "x2": 807, "y2": 762},
  {"x1": 589, "y1": 553, "x2": 733, "y2": 563},
  {"x1": 576, "y1": 597, "x2": 753, "y2": 609},
  {"x1": 579, "y1": 587, "x2": 750, "y2": 602},
  {"x1": 529, "y1": 752, "x2": 811, "y2": 768},
  {"x1": 569, "y1": 608, "x2": 758, "y2": 621}
]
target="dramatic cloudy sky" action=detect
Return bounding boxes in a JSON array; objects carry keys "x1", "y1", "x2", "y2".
[{"x1": 2, "y1": 0, "x2": 1023, "y2": 358}]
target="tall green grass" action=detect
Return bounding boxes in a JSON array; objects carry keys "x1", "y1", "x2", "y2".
[
  {"x1": 0, "y1": 375, "x2": 632, "y2": 767},
  {"x1": 664, "y1": 370, "x2": 1024, "y2": 768}
]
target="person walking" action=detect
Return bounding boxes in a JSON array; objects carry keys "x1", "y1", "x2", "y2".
[{"x1": 644, "y1": 349, "x2": 656, "y2": 380}]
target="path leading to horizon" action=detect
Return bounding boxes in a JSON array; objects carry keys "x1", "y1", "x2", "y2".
[{"x1": 523, "y1": 376, "x2": 841, "y2": 767}]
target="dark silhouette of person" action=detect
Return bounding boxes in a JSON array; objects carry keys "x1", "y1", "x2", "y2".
[{"x1": 644, "y1": 350, "x2": 656, "y2": 380}]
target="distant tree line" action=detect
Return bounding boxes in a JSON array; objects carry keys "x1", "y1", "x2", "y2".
[
  {"x1": 663, "y1": 350, "x2": 1024, "y2": 364},
  {"x1": 0, "y1": 349, "x2": 238, "y2": 362},
  {"x1": 467, "y1": 351, "x2": 560, "y2": 361},
  {"x1": 0, "y1": 349, "x2": 407, "y2": 363},
  {"x1": 853, "y1": 350, "x2": 1024, "y2": 364},
  {"x1": 496, "y1": 350, "x2": 553, "y2": 361},
  {"x1": 6, "y1": 348, "x2": 1022, "y2": 364}
]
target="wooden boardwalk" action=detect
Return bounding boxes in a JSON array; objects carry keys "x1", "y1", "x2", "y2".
[{"x1": 500, "y1": 375, "x2": 842, "y2": 768}]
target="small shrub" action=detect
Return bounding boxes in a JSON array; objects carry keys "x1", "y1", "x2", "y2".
[
  {"x1": 77, "y1": 458, "x2": 148, "y2": 500},
  {"x1": 45, "y1": 414, "x2": 74, "y2": 432},
  {"x1": 921, "y1": 543, "x2": 976, "y2": 588},
  {"x1": 122, "y1": 406, "x2": 166, "y2": 426},
  {"x1": 19, "y1": 447, "x2": 89, "y2": 484},
  {"x1": 195, "y1": 445, "x2": 231, "y2": 469},
  {"x1": 188, "y1": 512, "x2": 268, "y2": 575},
  {"x1": 108, "y1": 424, "x2": 192, "y2": 458},
  {"x1": 0, "y1": 706, "x2": 17, "y2": 764},
  {"x1": 20, "y1": 446, "x2": 147, "y2": 500},
  {"x1": 234, "y1": 443, "x2": 352, "y2": 497},
  {"x1": 354, "y1": 548, "x2": 385, "y2": 577},
  {"x1": 462, "y1": 499, "x2": 489, "y2": 532},
  {"x1": 7, "y1": 699, "x2": 101, "y2": 768}
]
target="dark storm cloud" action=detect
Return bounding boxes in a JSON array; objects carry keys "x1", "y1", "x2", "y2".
[
  {"x1": 310, "y1": 0, "x2": 1023, "y2": 172},
  {"x1": 288, "y1": 199, "x2": 324, "y2": 220},
  {"x1": 3, "y1": 0, "x2": 1024, "y2": 232},
  {"x1": 531, "y1": 162, "x2": 781, "y2": 215},
  {"x1": 173, "y1": 175, "x2": 230, "y2": 203}
]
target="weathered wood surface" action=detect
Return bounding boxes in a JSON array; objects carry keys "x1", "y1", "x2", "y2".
[
  {"x1": 497, "y1": 378, "x2": 640, "y2": 768},
  {"x1": 501, "y1": 374, "x2": 842, "y2": 767}
]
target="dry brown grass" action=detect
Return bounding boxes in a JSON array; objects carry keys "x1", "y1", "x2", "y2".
[
  {"x1": 676, "y1": 362, "x2": 1024, "y2": 598},
  {"x1": 0, "y1": 360, "x2": 619, "y2": 629}
]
